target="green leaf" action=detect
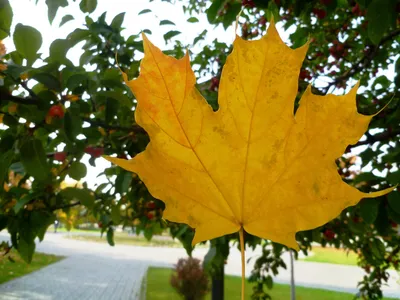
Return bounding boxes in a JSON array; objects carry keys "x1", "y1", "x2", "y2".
[
  {"x1": 187, "y1": 17, "x2": 199, "y2": 23},
  {"x1": 387, "y1": 205, "x2": 400, "y2": 223},
  {"x1": 105, "y1": 97, "x2": 119, "y2": 124},
  {"x1": 97, "y1": 91, "x2": 131, "y2": 107},
  {"x1": 0, "y1": 0, "x2": 13, "y2": 39},
  {"x1": 388, "y1": 192, "x2": 400, "y2": 214},
  {"x1": 115, "y1": 171, "x2": 132, "y2": 194},
  {"x1": 359, "y1": 198, "x2": 379, "y2": 224},
  {"x1": 265, "y1": 275, "x2": 274, "y2": 290},
  {"x1": 64, "y1": 111, "x2": 82, "y2": 142},
  {"x1": 31, "y1": 73, "x2": 61, "y2": 91},
  {"x1": 20, "y1": 139, "x2": 50, "y2": 182},
  {"x1": 2, "y1": 114, "x2": 18, "y2": 127},
  {"x1": 0, "y1": 150, "x2": 14, "y2": 188},
  {"x1": 163, "y1": 30, "x2": 181, "y2": 42},
  {"x1": 366, "y1": 0, "x2": 396, "y2": 44},
  {"x1": 356, "y1": 0, "x2": 373, "y2": 8},
  {"x1": 79, "y1": 0, "x2": 97, "y2": 14},
  {"x1": 67, "y1": 28, "x2": 90, "y2": 46},
  {"x1": 14, "y1": 193, "x2": 35, "y2": 213},
  {"x1": 222, "y1": 2, "x2": 241, "y2": 29},
  {"x1": 18, "y1": 238, "x2": 35, "y2": 263},
  {"x1": 370, "y1": 238, "x2": 385, "y2": 260},
  {"x1": 66, "y1": 73, "x2": 88, "y2": 91},
  {"x1": 111, "y1": 205, "x2": 121, "y2": 224},
  {"x1": 387, "y1": 170, "x2": 400, "y2": 186},
  {"x1": 68, "y1": 161, "x2": 87, "y2": 180},
  {"x1": 59, "y1": 187, "x2": 94, "y2": 208},
  {"x1": 0, "y1": 214, "x2": 7, "y2": 231},
  {"x1": 374, "y1": 201, "x2": 390, "y2": 236},
  {"x1": 31, "y1": 211, "x2": 55, "y2": 242},
  {"x1": 394, "y1": 56, "x2": 400, "y2": 88},
  {"x1": 144, "y1": 227, "x2": 153, "y2": 240},
  {"x1": 111, "y1": 12, "x2": 125, "y2": 29},
  {"x1": 159, "y1": 20, "x2": 175, "y2": 26},
  {"x1": 290, "y1": 27, "x2": 309, "y2": 49},
  {"x1": 107, "y1": 227, "x2": 115, "y2": 246},
  {"x1": 13, "y1": 24, "x2": 42, "y2": 66},
  {"x1": 138, "y1": 9, "x2": 151, "y2": 15},
  {"x1": 207, "y1": 0, "x2": 224, "y2": 23},
  {"x1": 49, "y1": 39, "x2": 70, "y2": 63},
  {"x1": 60, "y1": 14, "x2": 74, "y2": 27},
  {"x1": 353, "y1": 172, "x2": 380, "y2": 184},
  {"x1": 372, "y1": 75, "x2": 391, "y2": 90},
  {"x1": 17, "y1": 104, "x2": 46, "y2": 123},
  {"x1": 45, "y1": 0, "x2": 68, "y2": 24}
]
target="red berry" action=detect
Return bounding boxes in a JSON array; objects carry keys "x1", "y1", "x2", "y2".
[
  {"x1": 146, "y1": 211, "x2": 155, "y2": 220},
  {"x1": 323, "y1": 229, "x2": 335, "y2": 240},
  {"x1": 146, "y1": 201, "x2": 156, "y2": 209},
  {"x1": 258, "y1": 16, "x2": 267, "y2": 26},
  {"x1": 299, "y1": 69, "x2": 312, "y2": 80},
  {"x1": 351, "y1": 3, "x2": 360, "y2": 14},
  {"x1": 54, "y1": 152, "x2": 67, "y2": 162},
  {"x1": 242, "y1": 0, "x2": 255, "y2": 8},
  {"x1": 211, "y1": 77, "x2": 219, "y2": 86},
  {"x1": 84, "y1": 147, "x2": 104, "y2": 158},
  {"x1": 312, "y1": 8, "x2": 326, "y2": 19},
  {"x1": 391, "y1": 221, "x2": 398, "y2": 228},
  {"x1": 48, "y1": 105, "x2": 64, "y2": 118}
]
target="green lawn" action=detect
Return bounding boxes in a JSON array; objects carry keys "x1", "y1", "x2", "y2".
[
  {"x1": 0, "y1": 250, "x2": 63, "y2": 284},
  {"x1": 66, "y1": 232, "x2": 189, "y2": 248},
  {"x1": 300, "y1": 247, "x2": 358, "y2": 266},
  {"x1": 146, "y1": 267, "x2": 395, "y2": 300},
  {"x1": 47, "y1": 226, "x2": 100, "y2": 233}
]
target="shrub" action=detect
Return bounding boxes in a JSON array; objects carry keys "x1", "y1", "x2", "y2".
[{"x1": 170, "y1": 257, "x2": 210, "y2": 300}]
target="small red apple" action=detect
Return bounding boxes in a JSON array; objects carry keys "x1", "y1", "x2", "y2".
[
  {"x1": 54, "y1": 152, "x2": 67, "y2": 162},
  {"x1": 48, "y1": 105, "x2": 64, "y2": 119}
]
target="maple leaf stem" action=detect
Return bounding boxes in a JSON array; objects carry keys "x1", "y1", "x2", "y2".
[{"x1": 239, "y1": 227, "x2": 245, "y2": 300}]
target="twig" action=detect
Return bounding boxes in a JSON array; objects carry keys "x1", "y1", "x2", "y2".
[
  {"x1": 0, "y1": 91, "x2": 37, "y2": 105},
  {"x1": 322, "y1": 29, "x2": 400, "y2": 94},
  {"x1": 82, "y1": 117, "x2": 144, "y2": 134},
  {"x1": 51, "y1": 201, "x2": 81, "y2": 211},
  {"x1": 349, "y1": 129, "x2": 400, "y2": 148}
]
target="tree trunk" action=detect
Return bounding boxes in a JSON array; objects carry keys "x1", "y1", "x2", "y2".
[{"x1": 211, "y1": 263, "x2": 224, "y2": 300}]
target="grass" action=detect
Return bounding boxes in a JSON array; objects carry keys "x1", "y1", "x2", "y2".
[
  {"x1": 47, "y1": 226, "x2": 100, "y2": 233},
  {"x1": 0, "y1": 249, "x2": 63, "y2": 284},
  {"x1": 146, "y1": 267, "x2": 395, "y2": 300},
  {"x1": 300, "y1": 247, "x2": 358, "y2": 266},
  {"x1": 66, "y1": 232, "x2": 189, "y2": 248}
]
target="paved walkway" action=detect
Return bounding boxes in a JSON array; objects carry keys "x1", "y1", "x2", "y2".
[{"x1": 0, "y1": 232, "x2": 399, "y2": 299}]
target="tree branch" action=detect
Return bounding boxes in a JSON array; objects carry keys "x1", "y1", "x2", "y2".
[
  {"x1": 0, "y1": 90, "x2": 38, "y2": 105},
  {"x1": 349, "y1": 129, "x2": 400, "y2": 149},
  {"x1": 82, "y1": 117, "x2": 144, "y2": 134},
  {"x1": 322, "y1": 28, "x2": 400, "y2": 94},
  {"x1": 51, "y1": 201, "x2": 81, "y2": 211}
]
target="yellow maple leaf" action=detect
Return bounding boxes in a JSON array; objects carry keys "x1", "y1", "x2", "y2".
[{"x1": 106, "y1": 22, "x2": 393, "y2": 250}]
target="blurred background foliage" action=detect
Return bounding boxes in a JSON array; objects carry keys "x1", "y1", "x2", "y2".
[{"x1": 0, "y1": 0, "x2": 399, "y2": 299}]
